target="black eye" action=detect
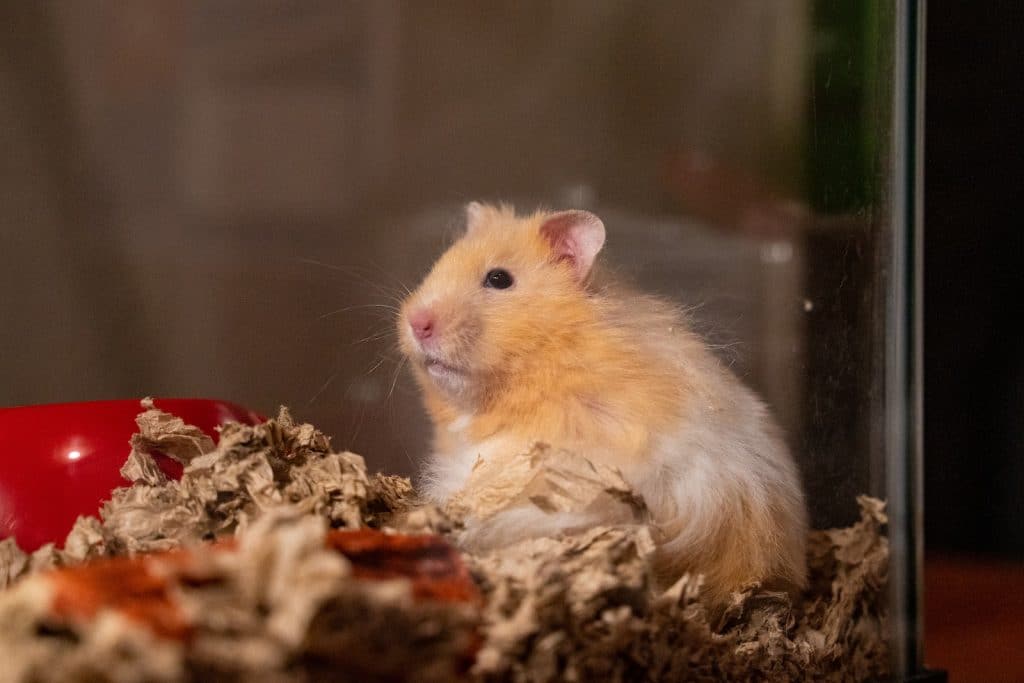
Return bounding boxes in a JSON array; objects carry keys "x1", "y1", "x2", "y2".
[{"x1": 484, "y1": 268, "x2": 514, "y2": 289}]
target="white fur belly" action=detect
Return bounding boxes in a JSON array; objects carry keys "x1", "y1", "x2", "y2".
[
  {"x1": 420, "y1": 441, "x2": 480, "y2": 503},
  {"x1": 423, "y1": 422, "x2": 544, "y2": 503}
]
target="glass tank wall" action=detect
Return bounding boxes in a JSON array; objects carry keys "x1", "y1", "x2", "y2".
[{"x1": 0, "y1": 1, "x2": 925, "y2": 678}]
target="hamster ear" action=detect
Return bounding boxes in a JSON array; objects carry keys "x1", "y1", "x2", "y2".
[
  {"x1": 465, "y1": 201, "x2": 487, "y2": 234},
  {"x1": 539, "y1": 210, "x2": 606, "y2": 281}
]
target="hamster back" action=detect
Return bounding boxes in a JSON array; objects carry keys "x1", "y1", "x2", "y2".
[{"x1": 397, "y1": 203, "x2": 807, "y2": 601}]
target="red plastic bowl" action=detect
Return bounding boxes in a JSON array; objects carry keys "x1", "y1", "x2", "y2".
[{"x1": 0, "y1": 398, "x2": 263, "y2": 552}]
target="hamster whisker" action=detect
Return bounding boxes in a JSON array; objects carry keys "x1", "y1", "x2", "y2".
[
  {"x1": 297, "y1": 257, "x2": 408, "y2": 303},
  {"x1": 363, "y1": 258, "x2": 414, "y2": 298},
  {"x1": 385, "y1": 356, "x2": 407, "y2": 406},
  {"x1": 307, "y1": 368, "x2": 342, "y2": 406},
  {"x1": 352, "y1": 327, "x2": 396, "y2": 346},
  {"x1": 318, "y1": 303, "x2": 400, "y2": 320},
  {"x1": 345, "y1": 389, "x2": 368, "y2": 445},
  {"x1": 364, "y1": 354, "x2": 389, "y2": 376}
]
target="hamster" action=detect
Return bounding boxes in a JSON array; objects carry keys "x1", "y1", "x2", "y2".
[{"x1": 397, "y1": 202, "x2": 807, "y2": 601}]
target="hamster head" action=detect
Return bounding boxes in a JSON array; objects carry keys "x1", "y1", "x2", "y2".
[{"x1": 398, "y1": 203, "x2": 606, "y2": 404}]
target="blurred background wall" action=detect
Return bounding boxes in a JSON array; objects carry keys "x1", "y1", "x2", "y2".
[{"x1": 3, "y1": 1, "x2": 905, "y2": 532}]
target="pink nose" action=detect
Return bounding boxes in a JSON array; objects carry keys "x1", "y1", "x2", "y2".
[{"x1": 408, "y1": 308, "x2": 436, "y2": 342}]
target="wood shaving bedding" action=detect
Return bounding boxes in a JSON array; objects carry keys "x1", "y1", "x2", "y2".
[{"x1": 0, "y1": 401, "x2": 889, "y2": 682}]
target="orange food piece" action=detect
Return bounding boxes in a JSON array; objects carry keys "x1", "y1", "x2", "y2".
[
  {"x1": 49, "y1": 551, "x2": 196, "y2": 640},
  {"x1": 326, "y1": 529, "x2": 481, "y2": 604},
  {"x1": 44, "y1": 529, "x2": 479, "y2": 641}
]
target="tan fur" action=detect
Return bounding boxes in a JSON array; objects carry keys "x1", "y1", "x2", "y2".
[{"x1": 397, "y1": 204, "x2": 808, "y2": 603}]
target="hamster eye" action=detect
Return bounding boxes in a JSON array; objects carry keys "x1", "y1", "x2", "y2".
[{"x1": 484, "y1": 268, "x2": 514, "y2": 290}]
